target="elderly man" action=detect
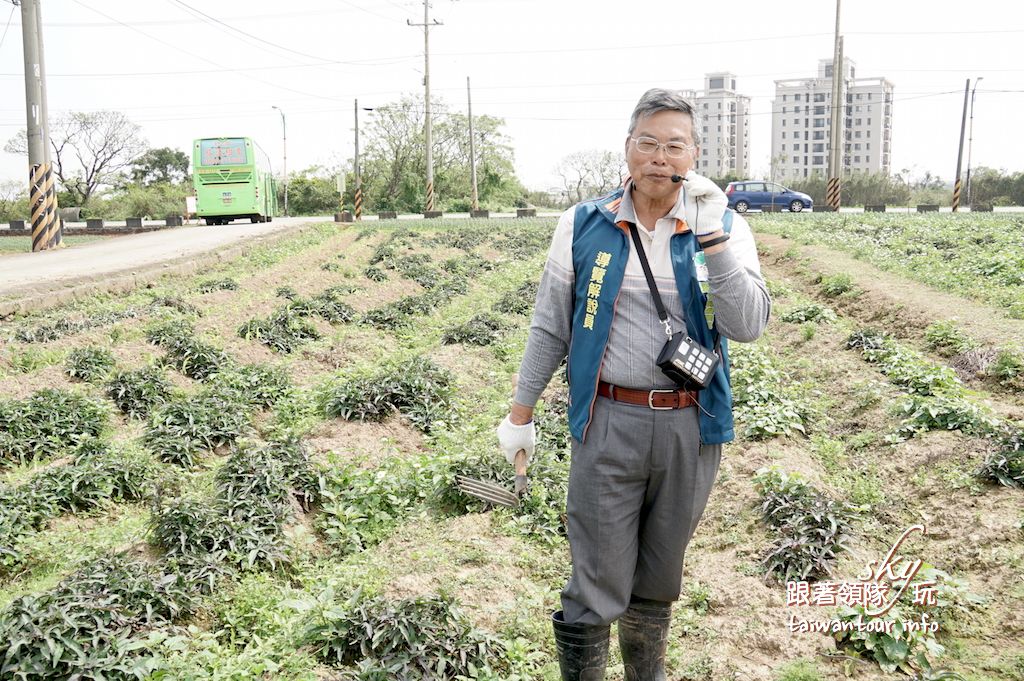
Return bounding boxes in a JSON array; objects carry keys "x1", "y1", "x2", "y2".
[{"x1": 497, "y1": 88, "x2": 771, "y2": 680}]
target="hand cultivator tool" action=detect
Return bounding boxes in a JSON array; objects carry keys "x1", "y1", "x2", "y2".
[{"x1": 455, "y1": 449, "x2": 528, "y2": 508}]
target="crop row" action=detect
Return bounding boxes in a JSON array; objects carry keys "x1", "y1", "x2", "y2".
[{"x1": 753, "y1": 213, "x2": 1024, "y2": 317}]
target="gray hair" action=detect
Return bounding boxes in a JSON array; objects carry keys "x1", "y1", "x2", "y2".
[{"x1": 628, "y1": 88, "x2": 701, "y2": 146}]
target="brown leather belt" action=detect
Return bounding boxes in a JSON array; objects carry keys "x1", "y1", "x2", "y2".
[{"x1": 597, "y1": 381, "x2": 697, "y2": 410}]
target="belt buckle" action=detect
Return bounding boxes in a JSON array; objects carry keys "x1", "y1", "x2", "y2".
[{"x1": 647, "y1": 389, "x2": 677, "y2": 410}]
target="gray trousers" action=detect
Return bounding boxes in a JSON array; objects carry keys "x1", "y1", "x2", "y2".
[{"x1": 561, "y1": 395, "x2": 722, "y2": 626}]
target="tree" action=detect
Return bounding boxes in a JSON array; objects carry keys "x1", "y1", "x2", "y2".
[
  {"x1": 0, "y1": 179, "x2": 27, "y2": 222},
  {"x1": 967, "y1": 167, "x2": 1024, "y2": 206},
  {"x1": 284, "y1": 165, "x2": 342, "y2": 215},
  {"x1": 784, "y1": 171, "x2": 910, "y2": 206},
  {"x1": 4, "y1": 110, "x2": 147, "y2": 206},
  {"x1": 355, "y1": 95, "x2": 524, "y2": 212},
  {"x1": 130, "y1": 147, "x2": 190, "y2": 186},
  {"x1": 555, "y1": 150, "x2": 626, "y2": 204}
]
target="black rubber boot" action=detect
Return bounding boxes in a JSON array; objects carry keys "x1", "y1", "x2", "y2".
[
  {"x1": 617, "y1": 598, "x2": 672, "y2": 681},
  {"x1": 551, "y1": 611, "x2": 610, "y2": 681}
]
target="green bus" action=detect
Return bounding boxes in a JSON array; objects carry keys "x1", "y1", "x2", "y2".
[{"x1": 192, "y1": 137, "x2": 278, "y2": 225}]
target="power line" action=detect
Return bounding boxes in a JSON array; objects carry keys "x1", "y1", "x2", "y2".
[
  {"x1": 332, "y1": 0, "x2": 405, "y2": 23},
  {"x1": 4, "y1": 7, "x2": 365, "y2": 27},
  {"x1": 0, "y1": 56, "x2": 418, "y2": 77},
  {"x1": 0, "y1": 86, "x2": 986, "y2": 129},
  {"x1": 167, "y1": 0, "x2": 339, "y2": 65},
  {"x1": 848, "y1": 28, "x2": 1024, "y2": 36},
  {"x1": 381, "y1": 0, "x2": 410, "y2": 14},
  {"x1": 0, "y1": 3, "x2": 15, "y2": 50},
  {"x1": 70, "y1": 0, "x2": 352, "y2": 103}
]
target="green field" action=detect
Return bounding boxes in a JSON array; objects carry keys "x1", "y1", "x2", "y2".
[
  {"x1": 0, "y1": 235, "x2": 109, "y2": 254},
  {"x1": 1, "y1": 217, "x2": 1022, "y2": 680},
  {"x1": 751, "y1": 212, "x2": 1024, "y2": 317}
]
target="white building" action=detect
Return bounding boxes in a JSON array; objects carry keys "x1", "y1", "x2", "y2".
[
  {"x1": 771, "y1": 59, "x2": 894, "y2": 180},
  {"x1": 680, "y1": 73, "x2": 751, "y2": 179}
]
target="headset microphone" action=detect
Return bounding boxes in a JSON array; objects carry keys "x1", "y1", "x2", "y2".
[{"x1": 671, "y1": 174, "x2": 683, "y2": 183}]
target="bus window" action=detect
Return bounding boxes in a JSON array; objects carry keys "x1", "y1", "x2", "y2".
[{"x1": 200, "y1": 138, "x2": 248, "y2": 166}]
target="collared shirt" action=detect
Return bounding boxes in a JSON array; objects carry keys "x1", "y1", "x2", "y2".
[
  {"x1": 514, "y1": 181, "x2": 770, "y2": 406},
  {"x1": 602, "y1": 183, "x2": 692, "y2": 388}
]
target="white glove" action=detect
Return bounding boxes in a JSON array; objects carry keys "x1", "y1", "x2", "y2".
[
  {"x1": 683, "y1": 171, "x2": 728, "y2": 236},
  {"x1": 497, "y1": 415, "x2": 535, "y2": 465}
]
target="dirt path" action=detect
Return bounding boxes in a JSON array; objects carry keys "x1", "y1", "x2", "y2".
[{"x1": 0, "y1": 217, "x2": 333, "y2": 317}]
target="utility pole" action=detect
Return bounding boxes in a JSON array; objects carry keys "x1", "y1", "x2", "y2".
[
  {"x1": 354, "y1": 99, "x2": 362, "y2": 220},
  {"x1": 409, "y1": 0, "x2": 441, "y2": 213},
  {"x1": 826, "y1": 0, "x2": 843, "y2": 211},
  {"x1": 34, "y1": 0, "x2": 59, "y2": 245},
  {"x1": 952, "y1": 79, "x2": 969, "y2": 212},
  {"x1": 966, "y1": 76, "x2": 983, "y2": 208},
  {"x1": 467, "y1": 77, "x2": 479, "y2": 213},
  {"x1": 19, "y1": 0, "x2": 60, "y2": 251},
  {"x1": 272, "y1": 105, "x2": 288, "y2": 216}
]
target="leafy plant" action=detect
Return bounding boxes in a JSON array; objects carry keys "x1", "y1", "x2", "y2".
[
  {"x1": 260, "y1": 436, "x2": 321, "y2": 510},
  {"x1": 13, "y1": 308, "x2": 138, "y2": 344},
  {"x1": 753, "y1": 467, "x2": 854, "y2": 582},
  {"x1": 0, "y1": 440, "x2": 156, "y2": 573},
  {"x1": 317, "y1": 457, "x2": 425, "y2": 553},
  {"x1": 441, "y1": 254, "x2": 494, "y2": 278},
  {"x1": 299, "y1": 588, "x2": 507, "y2": 679},
  {"x1": 64, "y1": 346, "x2": 116, "y2": 382},
  {"x1": 149, "y1": 295, "x2": 200, "y2": 316},
  {"x1": 988, "y1": 346, "x2": 1024, "y2": 389},
  {"x1": 730, "y1": 344, "x2": 812, "y2": 439},
  {"x1": 276, "y1": 285, "x2": 298, "y2": 299},
  {"x1": 863, "y1": 341, "x2": 963, "y2": 397},
  {"x1": 150, "y1": 441, "x2": 306, "y2": 572},
  {"x1": 319, "y1": 356, "x2": 456, "y2": 433},
  {"x1": 440, "y1": 312, "x2": 508, "y2": 346},
  {"x1": 749, "y1": 214, "x2": 1024, "y2": 317},
  {"x1": 148, "y1": 317, "x2": 233, "y2": 380},
  {"x1": 197, "y1": 277, "x2": 239, "y2": 293},
  {"x1": 0, "y1": 388, "x2": 109, "y2": 465},
  {"x1": 819, "y1": 273, "x2": 855, "y2": 297},
  {"x1": 924, "y1": 320, "x2": 978, "y2": 358},
  {"x1": 144, "y1": 385, "x2": 254, "y2": 466},
  {"x1": 850, "y1": 333, "x2": 964, "y2": 398},
  {"x1": 360, "y1": 303, "x2": 409, "y2": 330},
  {"x1": 212, "y1": 363, "x2": 293, "y2": 409},
  {"x1": 833, "y1": 565, "x2": 981, "y2": 677},
  {"x1": 364, "y1": 265, "x2": 388, "y2": 282},
  {"x1": 427, "y1": 424, "x2": 569, "y2": 546},
  {"x1": 362, "y1": 288, "x2": 461, "y2": 332},
  {"x1": 0, "y1": 554, "x2": 193, "y2": 678},
  {"x1": 239, "y1": 306, "x2": 321, "y2": 354},
  {"x1": 492, "y1": 280, "x2": 539, "y2": 316},
  {"x1": 846, "y1": 328, "x2": 887, "y2": 351},
  {"x1": 891, "y1": 394, "x2": 998, "y2": 441},
  {"x1": 106, "y1": 365, "x2": 175, "y2": 418},
  {"x1": 299, "y1": 287, "x2": 358, "y2": 324},
  {"x1": 780, "y1": 303, "x2": 837, "y2": 324},
  {"x1": 977, "y1": 425, "x2": 1024, "y2": 487},
  {"x1": 765, "y1": 279, "x2": 794, "y2": 299}
]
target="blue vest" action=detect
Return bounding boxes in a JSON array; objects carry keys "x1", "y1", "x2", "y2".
[{"x1": 566, "y1": 187, "x2": 735, "y2": 445}]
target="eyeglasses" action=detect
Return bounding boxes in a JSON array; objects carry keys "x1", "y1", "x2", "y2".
[{"x1": 630, "y1": 136, "x2": 695, "y2": 159}]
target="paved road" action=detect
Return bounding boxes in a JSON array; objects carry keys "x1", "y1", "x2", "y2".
[{"x1": 0, "y1": 216, "x2": 333, "y2": 304}]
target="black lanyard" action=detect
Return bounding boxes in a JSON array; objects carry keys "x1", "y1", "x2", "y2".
[
  {"x1": 628, "y1": 224, "x2": 674, "y2": 339},
  {"x1": 627, "y1": 223, "x2": 721, "y2": 350}
]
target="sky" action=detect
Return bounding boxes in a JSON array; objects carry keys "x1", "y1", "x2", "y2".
[{"x1": 0, "y1": 0, "x2": 1021, "y2": 195}]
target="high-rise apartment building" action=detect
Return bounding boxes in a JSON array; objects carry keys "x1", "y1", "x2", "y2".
[
  {"x1": 680, "y1": 73, "x2": 750, "y2": 178},
  {"x1": 771, "y1": 59, "x2": 894, "y2": 180}
]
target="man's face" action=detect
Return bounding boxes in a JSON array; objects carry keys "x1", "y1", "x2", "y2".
[{"x1": 624, "y1": 110, "x2": 698, "y2": 204}]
